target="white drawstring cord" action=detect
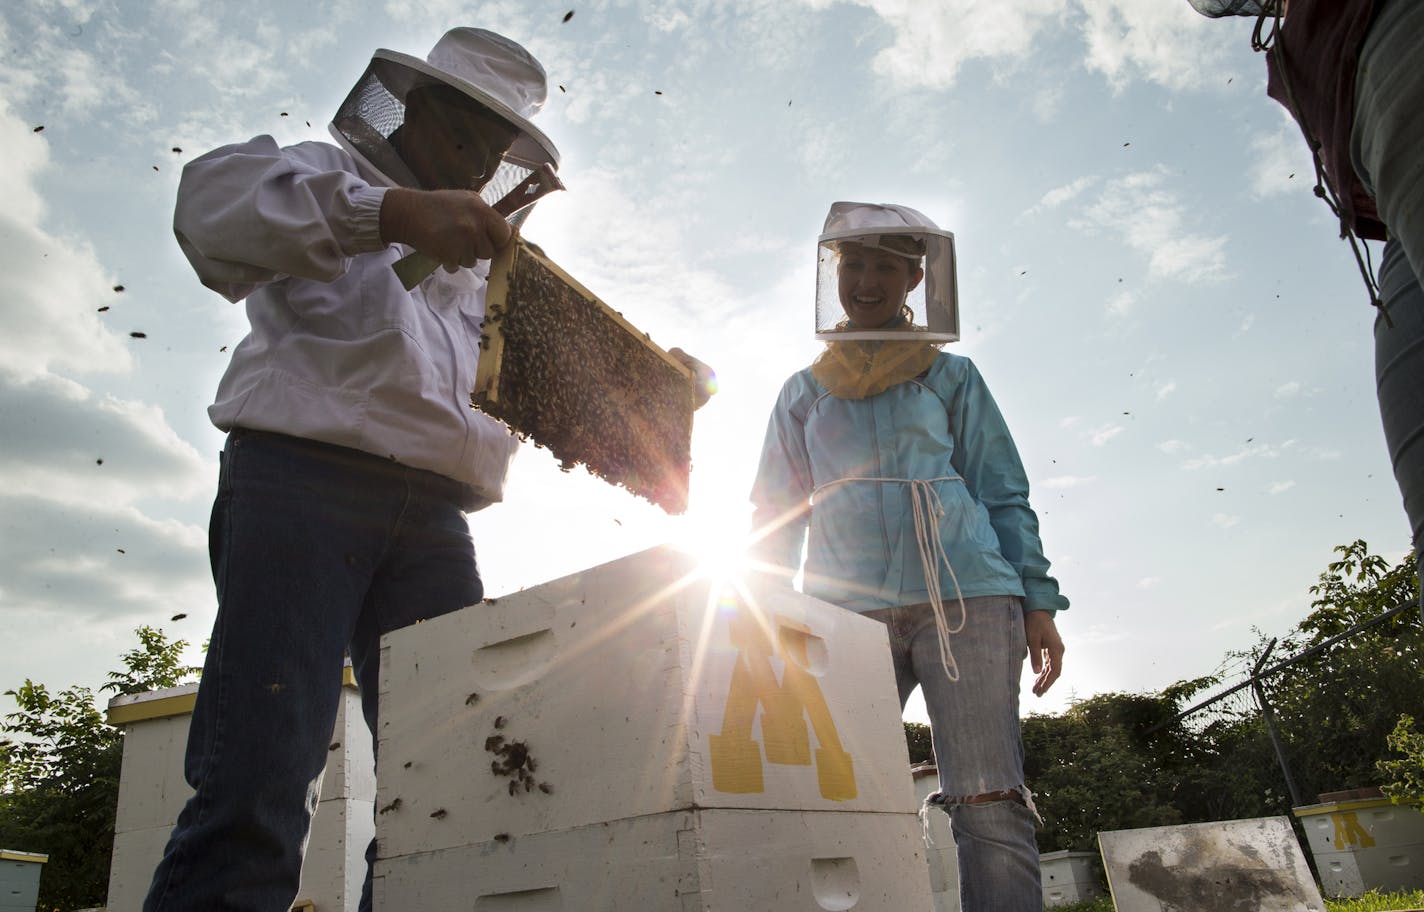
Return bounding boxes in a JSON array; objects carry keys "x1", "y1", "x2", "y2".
[{"x1": 812, "y1": 475, "x2": 968, "y2": 682}]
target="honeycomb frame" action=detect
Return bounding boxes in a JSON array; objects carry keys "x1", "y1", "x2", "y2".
[{"x1": 474, "y1": 238, "x2": 695, "y2": 513}]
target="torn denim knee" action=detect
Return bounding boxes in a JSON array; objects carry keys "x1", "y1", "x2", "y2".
[{"x1": 920, "y1": 784, "x2": 1043, "y2": 846}]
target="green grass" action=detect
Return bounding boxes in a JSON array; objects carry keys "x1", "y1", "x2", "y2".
[
  {"x1": 1045, "y1": 899, "x2": 1113, "y2": 912},
  {"x1": 1325, "y1": 889, "x2": 1424, "y2": 912},
  {"x1": 1046, "y1": 889, "x2": 1424, "y2": 912}
]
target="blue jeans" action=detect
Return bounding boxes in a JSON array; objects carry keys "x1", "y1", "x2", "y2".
[
  {"x1": 863, "y1": 596, "x2": 1042, "y2": 912},
  {"x1": 143, "y1": 430, "x2": 484, "y2": 912}
]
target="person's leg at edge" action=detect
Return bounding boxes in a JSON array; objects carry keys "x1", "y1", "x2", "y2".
[
  {"x1": 143, "y1": 433, "x2": 386, "y2": 911},
  {"x1": 1353, "y1": 0, "x2": 1424, "y2": 617},
  {"x1": 911, "y1": 596, "x2": 1041, "y2": 912},
  {"x1": 347, "y1": 467, "x2": 484, "y2": 912},
  {"x1": 1373, "y1": 241, "x2": 1424, "y2": 616}
]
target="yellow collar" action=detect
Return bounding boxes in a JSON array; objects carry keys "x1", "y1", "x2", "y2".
[{"x1": 811, "y1": 338, "x2": 940, "y2": 399}]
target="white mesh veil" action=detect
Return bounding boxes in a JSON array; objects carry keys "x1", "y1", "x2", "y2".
[
  {"x1": 815, "y1": 202, "x2": 958, "y2": 343},
  {"x1": 329, "y1": 32, "x2": 560, "y2": 229}
]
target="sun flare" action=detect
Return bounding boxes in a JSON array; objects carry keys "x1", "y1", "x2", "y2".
[{"x1": 669, "y1": 507, "x2": 753, "y2": 586}]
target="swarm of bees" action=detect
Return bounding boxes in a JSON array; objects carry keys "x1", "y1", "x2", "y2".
[
  {"x1": 484, "y1": 730, "x2": 552, "y2": 797},
  {"x1": 473, "y1": 239, "x2": 694, "y2": 513}
]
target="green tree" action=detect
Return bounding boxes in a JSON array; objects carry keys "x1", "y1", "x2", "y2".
[
  {"x1": 0, "y1": 626, "x2": 198, "y2": 911},
  {"x1": 1009, "y1": 541, "x2": 1419, "y2": 855},
  {"x1": 1378, "y1": 714, "x2": 1424, "y2": 810},
  {"x1": 1250, "y1": 541, "x2": 1422, "y2": 802},
  {"x1": 1024, "y1": 692, "x2": 1195, "y2": 852},
  {"x1": 904, "y1": 721, "x2": 933, "y2": 765}
]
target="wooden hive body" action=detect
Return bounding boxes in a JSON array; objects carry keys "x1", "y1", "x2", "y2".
[{"x1": 373, "y1": 546, "x2": 933, "y2": 910}]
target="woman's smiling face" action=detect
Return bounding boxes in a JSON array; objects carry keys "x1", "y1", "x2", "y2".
[{"x1": 836, "y1": 242, "x2": 925, "y2": 329}]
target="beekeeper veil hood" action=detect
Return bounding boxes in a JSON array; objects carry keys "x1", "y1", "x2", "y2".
[
  {"x1": 816, "y1": 202, "x2": 958, "y2": 343},
  {"x1": 330, "y1": 27, "x2": 560, "y2": 227}
]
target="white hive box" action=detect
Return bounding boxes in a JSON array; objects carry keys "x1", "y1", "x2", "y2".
[
  {"x1": 1039, "y1": 850, "x2": 1104, "y2": 906},
  {"x1": 374, "y1": 808, "x2": 930, "y2": 911},
  {"x1": 105, "y1": 673, "x2": 375, "y2": 912},
  {"x1": 0, "y1": 850, "x2": 47, "y2": 912},
  {"x1": 374, "y1": 545, "x2": 930, "y2": 910},
  {"x1": 1294, "y1": 796, "x2": 1424, "y2": 897}
]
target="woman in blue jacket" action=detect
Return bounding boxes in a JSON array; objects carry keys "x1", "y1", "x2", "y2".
[{"x1": 750, "y1": 201, "x2": 1067, "y2": 912}]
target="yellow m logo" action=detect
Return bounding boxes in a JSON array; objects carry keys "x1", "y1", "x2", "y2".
[
  {"x1": 1331, "y1": 811, "x2": 1376, "y2": 850},
  {"x1": 708, "y1": 610, "x2": 857, "y2": 801}
]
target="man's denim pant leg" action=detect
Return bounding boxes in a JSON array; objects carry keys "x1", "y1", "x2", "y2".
[
  {"x1": 143, "y1": 430, "x2": 483, "y2": 912},
  {"x1": 863, "y1": 596, "x2": 1041, "y2": 912}
]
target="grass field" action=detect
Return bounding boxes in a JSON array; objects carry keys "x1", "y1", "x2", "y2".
[{"x1": 1049, "y1": 889, "x2": 1424, "y2": 912}]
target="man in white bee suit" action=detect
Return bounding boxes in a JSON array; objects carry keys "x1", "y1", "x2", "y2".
[{"x1": 146, "y1": 27, "x2": 711, "y2": 912}]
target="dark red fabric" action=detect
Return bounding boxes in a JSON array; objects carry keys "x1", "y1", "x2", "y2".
[{"x1": 1265, "y1": 0, "x2": 1388, "y2": 240}]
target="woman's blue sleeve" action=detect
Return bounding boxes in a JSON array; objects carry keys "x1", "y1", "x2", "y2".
[
  {"x1": 948, "y1": 361, "x2": 1069, "y2": 615},
  {"x1": 748, "y1": 379, "x2": 814, "y2": 581}
]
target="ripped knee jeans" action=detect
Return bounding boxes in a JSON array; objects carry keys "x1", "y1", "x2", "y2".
[{"x1": 862, "y1": 596, "x2": 1044, "y2": 912}]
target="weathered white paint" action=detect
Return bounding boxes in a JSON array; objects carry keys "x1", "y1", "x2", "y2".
[
  {"x1": 1039, "y1": 850, "x2": 1104, "y2": 906},
  {"x1": 1099, "y1": 817, "x2": 1325, "y2": 912},
  {"x1": 0, "y1": 851, "x2": 47, "y2": 912},
  {"x1": 376, "y1": 545, "x2": 930, "y2": 910},
  {"x1": 105, "y1": 678, "x2": 374, "y2": 912},
  {"x1": 1295, "y1": 797, "x2": 1424, "y2": 897},
  {"x1": 373, "y1": 807, "x2": 932, "y2": 911},
  {"x1": 911, "y1": 764, "x2": 959, "y2": 912}
]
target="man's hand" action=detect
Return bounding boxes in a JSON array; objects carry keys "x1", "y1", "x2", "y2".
[
  {"x1": 380, "y1": 188, "x2": 513, "y2": 271},
  {"x1": 1023, "y1": 610, "x2": 1064, "y2": 697},
  {"x1": 668, "y1": 347, "x2": 717, "y2": 409}
]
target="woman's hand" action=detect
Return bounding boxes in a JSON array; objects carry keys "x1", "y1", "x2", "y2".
[{"x1": 1024, "y1": 610, "x2": 1064, "y2": 697}]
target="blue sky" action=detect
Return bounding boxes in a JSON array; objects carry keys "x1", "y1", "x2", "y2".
[{"x1": 0, "y1": 0, "x2": 1408, "y2": 725}]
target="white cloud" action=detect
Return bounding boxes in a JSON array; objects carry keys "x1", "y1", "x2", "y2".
[
  {"x1": 1137, "y1": 576, "x2": 1160, "y2": 589},
  {"x1": 1182, "y1": 440, "x2": 1281, "y2": 471},
  {"x1": 0, "y1": 91, "x2": 213, "y2": 630},
  {"x1": 0, "y1": 490, "x2": 209, "y2": 622},
  {"x1": 0, "y1": 103, "x2": 134, "y2": 380},
  {"x1": 1031, "y1": 81, "x2": 1068, "y2": 120},
  {"x1": 1249, "y1": 113, "x2": 1314, "y2": 199},
  {"x1": 1041, "y1": 475, "x2": 1097, "y2": 489},
  {"x1": 523, "y1": 166, "x2": 745, "y2": 353},
  {"x1": 649, "y1": 7, "x2": 695, "y2": 32},
  {"x1": 1268, "y1": 480, "x2": 1296, "y2": 495},
  {"x1": 787, "y1": 0, "x2": 1240, "y2": 98},
  {"x1": 1157, "y1": 439, "x2": 1187, "y2": 454},
  {"x1": 0, "y1": 371, "x2": 210, "y2": 505},
  {"x1": 1071, "y1": 168, "x2": 1229, "y2": 283},
  {"x1": 792, "y1": 0, "x2": 1069, "y2": 91},
  {"x1": 1035, "y1": 176, "x2": 1098, "y2": 212},
  {"x1": 1275, "y1": 380, "x2": 1302, "y2": 398},
  {"x1": 1077, "y1": 0, "x2": 1236, "y2": 93},
  {"x1": 1090, "y1": 424, "x2": 1125, "y2": 446},
  {"x1": 51, "y1": 44, "x2": 109, "y2": 114},
  {"x1": 1106, "y1": 289, "x2": 1137, "y2": 316},
  {"x1": 1155, "y1": 381, "x2": 1177, "y2": 400},
  {"x1": 1212, "y1": 513, "x2": 1240, "y2": 528}
]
